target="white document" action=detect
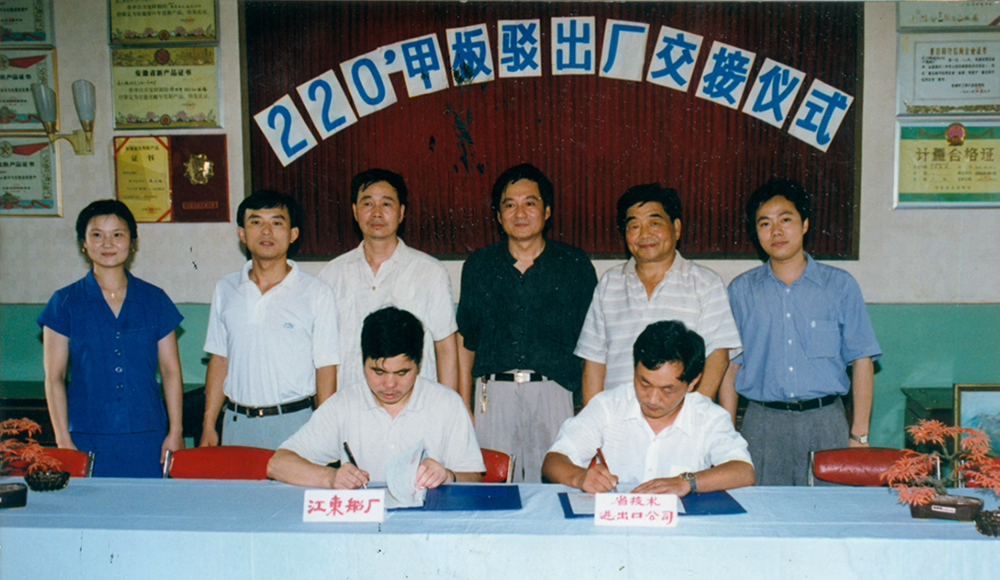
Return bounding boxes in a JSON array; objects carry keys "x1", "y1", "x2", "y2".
[{"x1": 385, "y1": 439, "x2": 427, "y2": 509}]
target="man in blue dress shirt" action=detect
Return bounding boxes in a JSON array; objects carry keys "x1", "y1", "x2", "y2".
[{"x1": 720, "y1": 179, "x2": 881, "y2": 485}]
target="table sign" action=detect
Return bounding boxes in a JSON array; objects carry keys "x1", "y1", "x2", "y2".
[
  {"x1": 594, "y1": 492, "x2": 679, "y2": 527},
  {"x1": 302, "y1": 489, "x2": 385, "y2": 523}
]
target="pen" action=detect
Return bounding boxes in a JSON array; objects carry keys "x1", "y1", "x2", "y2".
[
  {"x1": 589, "y1": 447, "x2": 607, "y2": 468},
  {"x1": 342, "y1": 441, "x2": 366, "y2": 489}
]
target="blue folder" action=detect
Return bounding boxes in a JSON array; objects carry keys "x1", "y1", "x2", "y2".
[
  {"x1": 388, "y1": 484, "x2": 523, "y2": 511},
  {"x1": 559, "y1": 490, "x2": 745, "y2": 518}
]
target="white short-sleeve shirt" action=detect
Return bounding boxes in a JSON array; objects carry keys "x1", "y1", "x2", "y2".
[
  {"x1": 204, "y1": 260, "x2": 340, "y2": 406},
  {"x1": 547, "y1": 385, "x2": 751, "y2": 486},
  {"x1": 279, "y1": 376, "x2": 485, "y2": 482},
  {"x1": 318, "y1": 240, "x2": 457, "y2": 390},
  {"x1": 574, "y1": 253, "x2": 741, "y2": 388}
]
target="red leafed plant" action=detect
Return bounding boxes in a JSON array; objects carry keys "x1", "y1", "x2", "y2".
[
  {"x1": 882, "y1": 419, "x2": 1000, "y2": 505},
  {"x1": 0, "y1": 418, "x2": 62, "y2": 475}
]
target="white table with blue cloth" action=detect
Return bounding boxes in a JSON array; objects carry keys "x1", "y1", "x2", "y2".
[{"x1": 1, "y1": 478, "x2": 997, "y2": 580}]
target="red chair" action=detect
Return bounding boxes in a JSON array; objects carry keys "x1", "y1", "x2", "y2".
[
  {"x1": 163, "y1": 446, "x2": 275, "y2": 480},
  {"x1": 4, "y1": 448, "x2": 95, "y2": 478},
  {"x1": 808, "y1": 447, "x2": 908, "y2": 486},
  {"x1": 481, "y1": 448, "x2": 514, "y2": 484}
]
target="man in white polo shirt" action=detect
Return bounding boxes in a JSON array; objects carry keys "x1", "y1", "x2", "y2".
[
  {"x1": 574, "y1": 184, "x2": 740, "y2": 402},
  {"x1": 544, "y1": 321, "x2": 753, "y2": 495},
  {"x1": 268, "y1": 307, "x2": 483, "y2": 489},
  {"x1": 319, "y1": 169, "x2": 458, "y2": 392},
  {"x1": 199, "y1": 190, "x2": 340, "y2": 450}
]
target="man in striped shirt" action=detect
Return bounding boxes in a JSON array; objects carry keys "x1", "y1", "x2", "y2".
[{"x1": 574, "y1": 184, "x2": 741, "y2": 404}]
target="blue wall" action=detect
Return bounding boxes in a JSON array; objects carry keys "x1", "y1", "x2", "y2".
[{"x1": 3, "y1": 303, "x2": 998, "y2": 448}]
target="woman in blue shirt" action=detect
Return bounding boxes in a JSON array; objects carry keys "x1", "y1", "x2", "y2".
[{"x1": 38, "y1": 200, "x2": 185, "y2": 477}]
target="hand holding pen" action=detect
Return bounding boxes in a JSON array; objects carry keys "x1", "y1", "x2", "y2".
[
  {"x1": 580, "y1": 447, "x2": 618, "y2": 494},
  {"x1": 333, "y1": 442, "x2": 369, "y2": 490}
]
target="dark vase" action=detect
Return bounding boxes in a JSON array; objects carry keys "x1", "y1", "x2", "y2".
[
  {"x1": 0, "y1": 482, "x2": 28, "y2": 509},
  {"x1": 909, "y1": 494, "x2": 984, "y2": 522},
  {"x1": 973, "y1": 509, "x2": 1000, "y2": 537},
  {"x1": 24, "y1": 469, "x2": 70, "y2": 492}
]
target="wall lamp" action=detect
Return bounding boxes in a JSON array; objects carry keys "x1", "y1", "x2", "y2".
[{"x1": 30, "y1": 80, "x2": 96, "y2": 155}]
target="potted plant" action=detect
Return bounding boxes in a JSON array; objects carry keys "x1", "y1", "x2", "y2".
[
  {"x1": 882, "y1": 419, "x2": 1000, "y2": 522},
  {"x1": 0, "y1": 418, "x2": 66, "y2": 506}
]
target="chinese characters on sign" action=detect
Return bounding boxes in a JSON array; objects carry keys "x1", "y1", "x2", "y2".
[
  {"x1": 109, "y1": 0, "x2": 217, "y2": 44},
  {"x1": 0, "y1": 137, "x2": 59, "y2": 216},
  {"x1": 302, "y1": 489, "x2": 386, "y2": 523},
  {"x1": 898, "y1": 34, "x2": 1000, "y2": 115},
  {"x1": 594, "y1": 493, "x2": 679, "y2": 528},
  {"x1": 114, "y1": 136, "x2": 172, "y2": 222},
  {"x1": 0, "y1": 49, "x2": 55, "y2": 133},
  {"x1": 0, "y1": 0, "x2": 54, "y2": 44},
  {"x1": 896, "y1": 122, "x2": 1000, "y2": 208},
  {"x1": 111, "y1": 46, "x2": 219, "y2": 130},
  {"x1": 255, "y1": 16, "x2": 855, "y2": 164}
]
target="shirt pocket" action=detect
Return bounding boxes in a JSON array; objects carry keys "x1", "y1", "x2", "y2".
[{"x1": 805, "y1": 319, "x2": 840, "y2": 359}]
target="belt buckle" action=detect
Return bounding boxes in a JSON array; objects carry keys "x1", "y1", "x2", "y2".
[
  {"x1": 790, "y1": 400, "x2": 805, "y2": 412},
  {"x1": 253, "y1": 407, "x2": 265, "y2": 418},
  {"x1": 514, "y1": 371, "x2": 530, "y2": 383}
]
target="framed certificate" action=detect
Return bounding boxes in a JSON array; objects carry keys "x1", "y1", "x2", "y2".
[
  {"x1": 114, "y1": 134, "x2": 229, "y2": 222},
  {"x1": 111, "y1": 46, "x2": 219, "y2": 130},
  {"x1": 897, "y1": 32, "x2": 1000, "y2": 115},
  {"x1": 0, "y1": 0, "x2": 55, "y2": 45},
  {"x1": 899, "y1": 3, "x2": 1000, "y2": 32},
  {"x1": 894, "y1": 119, "x2": 1000, "y2": 208},
  {"x1": 109, "y1": 0, "x2": 217, "y2": 44},
  {"x1": 0, "y1": 137, "x2": 60, "y2": 217},
  {"x1": 0, "y1": 48, "x2": 56, "y2": 133}
]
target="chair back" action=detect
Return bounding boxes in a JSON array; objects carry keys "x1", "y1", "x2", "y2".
[
  {"x1": 3, "y1": 448, "x2": 94, "y2": 478},
  {"x1": 809, "y1": 447, "x2": 907, "y2": 486},
  {"x1": 481, "y1": 448, "x2": 514, "y2": 484},
  {"x1": 163, "y1": 446, "x2": 274, "y2": 480}
]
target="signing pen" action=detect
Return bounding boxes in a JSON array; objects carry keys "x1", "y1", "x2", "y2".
[{"x1": 342, "y1": 441, "x2": 366, "y2": 489}]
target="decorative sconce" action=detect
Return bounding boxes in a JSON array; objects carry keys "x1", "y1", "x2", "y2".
[{"x1": 30, "y1": 80, "x2": 96, "y2": 155}]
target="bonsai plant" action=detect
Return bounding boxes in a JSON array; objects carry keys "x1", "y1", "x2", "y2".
[
  {"x1": 0, "y1": 418, "x2": 68, "y2": 495},
  {"x1": 882, "y1": 419, "x2": 1000, "y2": 521}
]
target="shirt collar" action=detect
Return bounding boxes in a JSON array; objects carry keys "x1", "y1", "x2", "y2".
[
  {"x1": 763, "y1": 252, "x2": 822, "y2": 288},
  {"x1": 83, "y1": 269, "x2": 137, "y2": 303},
  {"x1": 359, "y1": 375, "x2": 427, "y2": 415},
  {"x1": 622, "y1": 251, "x2": 689, "y2": 277},
  {"x1": 352, "y1": 238, "x2": 409, "y2": 265},
  {"x1": 239, "y1": 259, "x2": 300, "y2": 290}
]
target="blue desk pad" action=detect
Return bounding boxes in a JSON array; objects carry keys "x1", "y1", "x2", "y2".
[
  {"x1": 559, "y1": 490, "x2": 745, "y2": 518},
  {"x1": 388, "y1": 484, "x2": 523, "y2": 511}
]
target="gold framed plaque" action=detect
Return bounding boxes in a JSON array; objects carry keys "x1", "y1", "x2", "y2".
[
  {"x1": 0, "y1": 137, "x2": 60, "y2": 217},
  {"x1": 0, "y1": 0, "x2": 55, "y2": 45},
  {"x1": 111, "y1": 46, "x2": 218, "y2": 130},
  {"x1": 0, "y1": 48, "x2": 56, "y2": 133},
  {"x1": 109, "y1": 0, "x2": 217, "y2": 44}
]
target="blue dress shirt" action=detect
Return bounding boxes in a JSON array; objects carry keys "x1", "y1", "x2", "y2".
[
  {"x1": 37, "y1": 270, "x2": 183, "y2": 433},
  {"x1": 728, "y1": 254, "x2": 881, "y2": 402}
]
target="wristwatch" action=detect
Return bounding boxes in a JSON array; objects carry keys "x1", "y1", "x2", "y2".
[
  {"x1": 849, "y1": 433, "x2": 869, "y2": 444},
  {"x1": 680, "y1": 471, "x2": 698, "y2": 494}
]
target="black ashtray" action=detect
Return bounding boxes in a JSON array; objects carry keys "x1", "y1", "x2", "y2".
[
  {"x1": 973, "y1": 509, "x2": 1000, "y2": 537},
  {"x1": 0, "y1": 482, "x2": 28, "y2": 508},
  {"x1": 24, "y1": 469, "x2": 70, "y2": 492}
]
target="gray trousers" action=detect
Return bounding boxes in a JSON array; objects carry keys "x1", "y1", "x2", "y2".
[
  {"x1": 222, "y1": 406, "x2": 313, "y2": 450},
  {"x1": 740, "y1": 397, "x2": 849, "y2": 486},
  {"x1": 474, "y1": 375, "x2": 573, "y2": 483}
]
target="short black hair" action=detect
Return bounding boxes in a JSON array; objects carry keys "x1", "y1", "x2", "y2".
[
  {"x1": 615, "y1": 184, "x2": 683, "y2": 239},
  {"x1": 76, "y1": 199, "x2": 138, "y2": 242},
  {"x1": 744, "y1": 178, "x2": 811, "y2": 248},
  {"x1": 632, "y1": 320, "x2": 705, "y2": 384},
  {"x1": 350, "y1": 168, "x2": 409, "y2": 208},
  {"x1": 237, "y1": 189, "x2": 303, "y2": 257},
  {"x1": 361, "y1": 307, "x2": 424, "y2": 366},
  {"x1": 490, "y1": 163, "x2": 554, "y2": 238}
]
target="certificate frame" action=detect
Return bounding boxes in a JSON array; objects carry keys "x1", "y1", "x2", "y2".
[
  {"x1": 111, "y1": 45, "x2": 219, "y2": 130},
  {"x1": 894, "y1": 118, "x2": 1000, "y2": 208},
  {"x1": 898, "y1": 2, "x2": 1000, "y2": 32},
  {"x1": 109, "y1": 0, "x2": 218, "y2": 44},
  {"x1": 897, "y1": 32, "x2": 1000, "y2": 116},
  {"x1": 0, "y1": 137, "x2": 61, "y2": 217},
  {"x1": 0, "y1": 0, "x2": 55, "y2": 45},
  {"x1": 0, "y1": 48, "x2": 57, "y2": 133},
  {"x1": 953, "y1": 384, "x2": 1000, "y2": 456}
]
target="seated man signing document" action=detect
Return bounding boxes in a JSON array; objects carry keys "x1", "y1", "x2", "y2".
[
  {"x1": 268, "y1": 307, "x2": 484, "y2": 489},
  {"x1": 543, "y1": 321, "x2": 753, "y2": 495}
]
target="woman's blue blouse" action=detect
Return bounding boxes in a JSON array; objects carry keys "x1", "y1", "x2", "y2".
[{"x1": 37, "y1": 270, "x2": 183, "y2": 434}]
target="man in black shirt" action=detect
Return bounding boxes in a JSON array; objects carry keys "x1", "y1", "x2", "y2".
[{"x1": 457, "y1": 164, "x2": 597, "y2": 483}]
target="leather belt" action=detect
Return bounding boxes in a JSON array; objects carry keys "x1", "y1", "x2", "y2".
[
  {"x1": 226, "y1": 396, "x2": 315, "y2": 418},
  {"x1": 753, "y1": 393, "x2": 840, "y2": 412},
  {"x1": 486, "y1": 371, "x2": 547, "y2": 383}
]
